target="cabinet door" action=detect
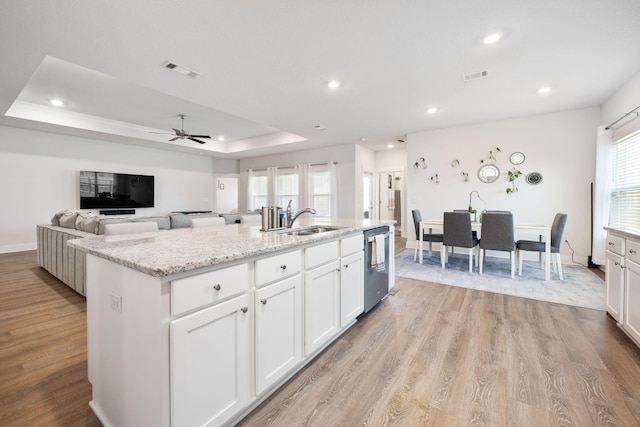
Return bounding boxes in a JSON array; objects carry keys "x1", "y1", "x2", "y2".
[
  {"x1": 255, "y1": 275, "x2": 302, "y2": 395},
  {"x1": 624, "y1": 260, "x2": 640, "y2": 345},
  {"x1": 606, "y1": 251, "x2": 625, "y2": 322},
  {"x1": 305, "y1": 260, "x2": 340, "y2": 356},
  {"x1": 170, "y1": 295, "x2": 250, "y2": 427},
  {"x1": 340, "y1": 251, "x2": 364, "y2": 327}
]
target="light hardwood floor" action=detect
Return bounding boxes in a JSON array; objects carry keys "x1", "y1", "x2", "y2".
[{"x1": 2, "y1": 250, "x2": 638, "y2": 426}]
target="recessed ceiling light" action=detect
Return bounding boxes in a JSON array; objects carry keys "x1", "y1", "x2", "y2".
[
  {"x1": 427, "y1": 107, "x2": 438, "y2": 114},
  {"x1": 387, "y1": 144, "x2": 394, "y2": 149},
  {"x1": 327, "y1": 80, "x2": 341, "y2": 89},
  {"x1": 537, "y1": 87, "x2": 552, "y2": 94},
  {"x1": 217, "y1": 136, "x2": 225, "y2": 142},
  {"x1": 483, "y1": 32, "x2": 502, "y2": 44},
  {"x1": 50, "y1": 99, "x2": 64, "y2": 107}
]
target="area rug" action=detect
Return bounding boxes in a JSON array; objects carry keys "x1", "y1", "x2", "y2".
[{"x1": 394, "y1": 249, "x2": 606, "y2": 311}]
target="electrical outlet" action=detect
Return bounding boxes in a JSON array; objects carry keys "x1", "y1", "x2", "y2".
[{"x1": 110, "y1": 292, "x2": 122, "y2": 313}]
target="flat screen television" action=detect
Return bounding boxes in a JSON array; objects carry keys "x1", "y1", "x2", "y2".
[{"x1": 80, "y1": 171, "x2": 154, "y2": 209}]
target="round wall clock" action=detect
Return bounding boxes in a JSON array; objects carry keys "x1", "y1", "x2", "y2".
[
  {"x1": 510, "y1": 152, "x2": 525, "y2": 165},
  {"x1": 526, "y1": 172, "x2": 543, "y2": 185}
]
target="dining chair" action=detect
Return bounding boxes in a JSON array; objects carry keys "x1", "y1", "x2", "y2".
[
  {"x1": 190, "y1": 217, "x2": 225, "y2": 228},
  {"x1": 478, "y1": 212, "x2": 516, "y2": 278},
  {"x1": 104, "y1": 221, "x2": 159, "y2": 236},
  {"x1": 411, "y1": 210, "x2": 443, "y2": 260},
  {"x1": 442, "y1": 211, "x2": 479, "y2": 272},
  {"x1": 517, "y1": 213, "x2": 568, "y2": 280}
]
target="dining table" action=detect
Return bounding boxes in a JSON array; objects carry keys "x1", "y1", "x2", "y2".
[{"x1": 418, "y1": 219, "x2": 553, "y2": 281}]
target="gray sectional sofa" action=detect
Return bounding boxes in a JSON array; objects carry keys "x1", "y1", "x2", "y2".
[{"x1": 36, "y1": 211, "x2": 256, "y2": 296}]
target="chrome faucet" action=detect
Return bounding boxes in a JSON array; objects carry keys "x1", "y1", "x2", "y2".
[{"x1": 286, "y1": 200, "x2": 316, "y2": 228}]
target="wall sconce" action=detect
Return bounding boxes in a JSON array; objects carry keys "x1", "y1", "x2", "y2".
[{"x1": 217, "y1": 180, "x2": 224, "y2": 190}]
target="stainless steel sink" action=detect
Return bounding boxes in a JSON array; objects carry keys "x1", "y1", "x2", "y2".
[{"x1": 283, "y1": 225, "x2": 344, "y2": 236}]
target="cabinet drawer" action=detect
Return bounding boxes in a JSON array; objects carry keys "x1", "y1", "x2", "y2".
[
  {"x1": 606, "y1": 233, "x2": 625, "y2": 256},
  {"x1": 341, "y1": 234, "x2": 364, "y2": 256},
  {"x1": 628, "y1": 239, "x2": 640, "y2": 264},
  {"x1": 305, "y1": 240, "x2": 339, "y2": 270},
  {"x1": 171, "y1": 263, "x2": 249, "y2": 316},
  {"x1": 255, "y1": 250, "x2": 302, "y2": 287}
]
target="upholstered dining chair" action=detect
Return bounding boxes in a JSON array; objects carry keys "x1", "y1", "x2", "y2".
[
  {"x1": 479, "y1": 212, "x2": 516, "y2": 278},
  {"x1": 104, "y1": 221, "x2": 159, "y2": 236},
  {"x1": 517, "y1": 213, "x2": 568, "y2": 280},
  {"x1": 412, "y1": 210, "x2": 443, "y2": 260},
  {"x1": 190, "y1": 217, "x2": 225, "y2": 228},
  {"x1": 442, "y1": 211, "x2": 479, "y2": 272}
]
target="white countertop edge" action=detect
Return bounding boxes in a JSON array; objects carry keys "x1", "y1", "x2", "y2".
[
  {"x1": 604, "y1": 226, "x2": 640, "y2": 241},
  {"x1": 69, "y1": 220, "x2": 394, "y2": 277}
]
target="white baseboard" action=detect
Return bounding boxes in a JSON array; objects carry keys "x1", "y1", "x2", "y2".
[{"x1": 0, "y1": 243, "x2": 37, "y2": 254}]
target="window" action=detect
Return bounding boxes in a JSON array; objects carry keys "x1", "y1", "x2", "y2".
[
  {"x1": 248, "y1": 171, "x2": 267, "y2": 211},
  {"x1": 310, "y1": 165, "x2": 331, "y2": 218},
  {"x1": 275, "y1": 168, "x2": 299, "y2": 212},
  {"x1": 610, "y1": 130, "x2": 640, "y2": 233}
]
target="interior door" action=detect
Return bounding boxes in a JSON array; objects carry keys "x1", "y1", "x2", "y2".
[{"x1": 363, "y1": 172, "x2": 375, "y2": 219}]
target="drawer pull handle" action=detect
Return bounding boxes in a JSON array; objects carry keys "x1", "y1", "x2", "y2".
[
  {"x1": 344, "y1": 264, "x2": 349, "y2": 269},
  {"x1": 280, "y1": 265, "x2": 287, "y2": 270},
  {"x1": 336, "y1": 268, "x2": 341, "y2": 272},
  {"x1": 240, "y1": 307, "x2": 248, "y2": 313},
  {"x1": 213, "y1": 284, "x2": 221, "y2": 291},
  {"x1": 630, "y1": 249, "x2": 637, "y2": 254},
  {"x1": 614, "y1": 262, "x2": 620, "y2": 266},
  {"x1": 608, "y1": 242, "x2": 614, "y2": 245},
  {"x1": 260, "y1": 299, "x2": 268, "y2": 305}
]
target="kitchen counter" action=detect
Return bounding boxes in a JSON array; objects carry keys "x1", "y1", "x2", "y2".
[
  {"x1": 604, "y1": 226, "x2": 640, "y2": 241},
  {"x1": 78, "y1": 218, "x2": 395, "y2": 427},
  {"x1": 69, "y1": 218, "x2": 393, "y2": 277}
]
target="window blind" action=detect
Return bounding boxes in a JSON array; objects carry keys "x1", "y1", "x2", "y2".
[{"x1": 610, "y1": 130, "x2": 640, "y2": 232}]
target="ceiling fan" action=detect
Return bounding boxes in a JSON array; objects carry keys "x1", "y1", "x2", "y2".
[{"x1": 151, "y1": 114, "x2": 211, "y2": 144}]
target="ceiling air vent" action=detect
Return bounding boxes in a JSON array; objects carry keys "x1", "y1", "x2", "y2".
[
  {"x1": 163, "y1": 61, "x2": 200, "y2": 78},
  {"x1": 462, "y1": 71, "x2": 488, "y2": 81}
]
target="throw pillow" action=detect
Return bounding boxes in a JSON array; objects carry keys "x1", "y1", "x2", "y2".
[
  {"x1": 76, "y1": 213, "x2": 101, "y2": 234},
  {"x1": 51, "y1": 209, "x2": 70, "y2": 226},
  {"x1": 59, "y1": 212, "x2": 79, "y2": 229}
]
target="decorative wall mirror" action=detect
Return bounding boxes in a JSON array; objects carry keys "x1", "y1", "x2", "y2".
[
  {"x1": 478, "y1": 164, "x2": 500, "y2": 183},
  {"x1": 509, "y1": 152, "x2": 525, "y2": 165}
]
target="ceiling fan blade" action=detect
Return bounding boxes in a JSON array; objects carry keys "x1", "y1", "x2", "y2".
[
  {"x1": 188, "y1": 137, "x2": 207, "y2": 144},
  {"x1": 149, "y1": 131, "x2": 174, "y2": 135},
  {"x1": 190, "y1": 135, "x2": 211, "y2": 139},
  {"x1": 169, "y1": 136, "x2": 181, "y2": 142}
]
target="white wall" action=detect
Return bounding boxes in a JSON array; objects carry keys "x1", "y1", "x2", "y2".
[
  {"x1": 601, "y1": 69, "x2": 640, "y2": 126},
  {"x1": 406, "y1": 107, "x2": 601, "y2": 263},
  {"x1": 0, "y1": 125, "x2": 217, "y2": 253},
  {"x1": 238, "y1": 144, "x2": 357, "y2": 218}
]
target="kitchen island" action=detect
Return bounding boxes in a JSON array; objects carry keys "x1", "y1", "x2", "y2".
[{"x1": 69, "y1": 219, "x2": 394, "y2": 427}]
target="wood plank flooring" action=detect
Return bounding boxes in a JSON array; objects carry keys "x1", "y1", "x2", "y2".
[{"x1": 2, "y1": 250, "x2": 639, "y2": 426}]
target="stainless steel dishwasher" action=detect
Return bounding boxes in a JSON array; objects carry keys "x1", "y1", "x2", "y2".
[{"x1": 363, "y1": 226, "x2": 389, "y2": 313}]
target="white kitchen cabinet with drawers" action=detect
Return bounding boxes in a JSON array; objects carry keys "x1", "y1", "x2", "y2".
[{"x1": 606, "y1": 229, "x2": 640, "y2": 347}]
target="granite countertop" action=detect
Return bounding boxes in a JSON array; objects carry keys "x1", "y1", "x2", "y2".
[
  {"x1": 604, "y1": 226, "x2": 640, "y2": 241},
  {"x1": 68, "y1": 218, "x2": 393, "y2": 277}
]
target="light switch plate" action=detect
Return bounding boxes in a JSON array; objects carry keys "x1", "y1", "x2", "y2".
[{"x1": 110, "y1": 292, "x2": 122, "y2": 313}]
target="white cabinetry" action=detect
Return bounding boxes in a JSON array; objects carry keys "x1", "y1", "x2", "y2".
[
  {"x1": 255, "y1": 274, "x2": 302, "y2": 395},
  {"x1": 305, "y1": 260, "x2": 341, "y2": 356},
  {"x1": 606, "y1": 231, "x2": 640, "y2": 347},
  {"x1": 170, "y1": 294, "x2": 250, "y2": 427},
  {"x1": 606, "y1": 245, "x2": 625, "y2": 322},
  {"x1": 340, "y1": 235, "x2": 364, "y2": 327},
  {"x1": 624, "y1": 239, "x2": 640, "y2": 345}
]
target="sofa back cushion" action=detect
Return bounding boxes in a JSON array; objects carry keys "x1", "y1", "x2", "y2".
[
  {"x1": 169, "y1": 213, "x2": 219, "y2": 229},
  {"x1": 97, "y1": 218, "x2": 133, "y2": 235},
  {"x1": 132, "y1": 215, "x2": 170, "y2": 230}
]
